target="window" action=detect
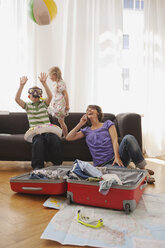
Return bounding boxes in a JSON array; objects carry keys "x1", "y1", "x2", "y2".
[
  {"x1": 123, "y1": 0, "x2": 144, "y2": 10},
  {"x1": 141, "y1": 0, "x2": 144, "y2": 9},
  {"x1": 123, "y1": 34, "x2": 129, "y2": 49},
  {"x1": 122, "y1": 68, "x2": 130, "y2": 91},
  {"x1": 135, "y1": 0, "x2": 140, "y2": 9},
  {"x1": 124, "y1": 0, "x2": 134, "y2": 9},
  {"x1": 122, "y1": 0, "x2": 144, "y2": 93}
]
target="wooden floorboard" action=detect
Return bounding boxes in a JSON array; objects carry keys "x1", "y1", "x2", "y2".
[{"x1": 0, "y1": 160, "x2": 165, "y2": 248}]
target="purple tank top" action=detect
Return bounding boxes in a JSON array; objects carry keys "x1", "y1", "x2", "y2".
[{"x1": 81, "y1": 120, "x2": 114, "y2": 166}]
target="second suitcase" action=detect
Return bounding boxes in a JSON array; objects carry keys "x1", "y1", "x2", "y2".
[
  {"x1": 10, "y1": 165, "x2": 72, "y2": 195},
  {"x1": 67, "y1": 168, "x2": 147, "y2": 214}
]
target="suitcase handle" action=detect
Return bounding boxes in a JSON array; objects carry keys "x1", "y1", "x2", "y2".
[
  {"x1": 140, "y1": 180, "x2": 147, "y2": 190},
  {"x1": 22, "y1": 187, "x2": 43, "y2": 191}
]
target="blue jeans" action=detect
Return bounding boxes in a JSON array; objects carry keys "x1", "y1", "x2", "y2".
[{"x1": 103, "y1": 135, "x2": 146, "y2": 169}]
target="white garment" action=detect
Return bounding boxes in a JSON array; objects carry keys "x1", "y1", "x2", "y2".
[
  {"x1": 99, "y1": 174, "x2": 123, "y2": 195},
  {"x1": 102, "y1": 174, "x2": 123, "y2": 185},
  {"x1": 49, "y1": 80, "x2": 69, "y2": 119}
]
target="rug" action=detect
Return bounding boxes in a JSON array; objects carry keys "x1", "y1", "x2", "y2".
[{"x1": 41, "y1": 193, "x2": 165, "y2": 248}]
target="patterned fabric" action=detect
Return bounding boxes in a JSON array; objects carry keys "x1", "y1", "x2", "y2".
[
  {"x1": 24, "y1": 101, "x2": 50, "y2": 127},
  {"x1": 49, "y1": 80, "x2": 68, "y2": 119},
  {"x1": 29, "y1": 167, "x2": 71, "y2": 179}
]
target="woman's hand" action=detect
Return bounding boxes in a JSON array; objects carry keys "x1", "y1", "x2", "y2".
[
  {"x1": 66, "y1": 115, "x2": 86, "y2": 141},
  {"x1": 38, "y1": 72, "x2": 48, "y2": 85},
  {"x1": 20, "y1": 76, "x2": 28, "y2": 86},
  {"x1": 112, "y1": 157, "x2": 124, "y2": 167},
  {"x1": 80, "y1": 114, "x2": 87, "y2": 126}
]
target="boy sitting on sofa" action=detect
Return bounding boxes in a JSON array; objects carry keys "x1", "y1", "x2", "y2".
[{"x1": 15, "y1": 73, "x2": 63, "y2": 170}]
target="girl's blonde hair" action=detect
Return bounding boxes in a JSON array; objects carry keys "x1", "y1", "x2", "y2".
[{"x1": 48, "y1": 66, "x2": 63, "y2": 81}]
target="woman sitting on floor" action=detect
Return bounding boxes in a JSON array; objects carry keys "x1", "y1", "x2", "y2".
[{"x1": 66, "y1": 105, "x2": 155, "y2": 184}]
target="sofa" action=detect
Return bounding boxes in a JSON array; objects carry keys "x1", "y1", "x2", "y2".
[{"x1": 0, "y1": 112, "x2": 142, "y2": 162}]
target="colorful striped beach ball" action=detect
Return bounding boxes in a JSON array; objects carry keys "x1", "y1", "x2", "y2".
[{"x1": 29, "y1": 0, "x2": 57, "y2": 25}]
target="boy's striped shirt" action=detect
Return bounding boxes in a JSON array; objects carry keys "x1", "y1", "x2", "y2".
[{"x1": 24, "y1": 101, "x2": 50, "y2": 127}]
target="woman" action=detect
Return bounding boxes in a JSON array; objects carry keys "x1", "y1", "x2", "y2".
[{"x1": 66, "y1": 105, "x2": 155, "y2": 184}]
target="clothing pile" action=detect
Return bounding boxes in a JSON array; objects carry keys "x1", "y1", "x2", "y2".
[
  {"x1": 30, "y1": 160, "x2": 126, "y2": 195},
  {"x1": 29, "y1": 167, "x2": 71, "y2": 180}
]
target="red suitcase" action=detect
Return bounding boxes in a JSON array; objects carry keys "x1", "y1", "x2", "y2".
[
  {"x1": 67, "y1": 168, "x2": 147, "y2": 214},
  {"x1": 10, "y1": 165, "x2": 71, "y2": 195}
]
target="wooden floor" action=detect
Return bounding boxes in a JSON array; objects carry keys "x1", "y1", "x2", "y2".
[{"x1": 0, "y1": 159, "x2": 165, "y2": 248}]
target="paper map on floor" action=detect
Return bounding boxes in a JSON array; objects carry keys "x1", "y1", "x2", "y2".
[
  {"x1": 41, "y1": 193, "x2": 165, "y2": 248},
  {"x1": 43, "y1": 196, "x2": 66, "y2": 209}
]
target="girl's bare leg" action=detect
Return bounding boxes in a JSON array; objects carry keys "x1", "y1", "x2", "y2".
[{"x1": 58, "y1": 118, "x2": 68, "y2": 137}]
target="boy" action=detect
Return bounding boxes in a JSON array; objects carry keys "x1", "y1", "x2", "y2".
[{"x1": 15, "y1": 72, "x2": 63, "y2": 169}]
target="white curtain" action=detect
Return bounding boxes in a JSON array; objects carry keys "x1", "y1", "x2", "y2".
[
  {"x1": 35, "y1": 0, "x2": 123, "y2": 112},
  {"x1": 0, "y1": 0, "x2": 123, "y2": 113},
  {"x1": 0, "y1": 0, "x2": 36, "y2": 111},
  {"x1": 143, "y1": 0, "x2": 165, "y2": 156}
]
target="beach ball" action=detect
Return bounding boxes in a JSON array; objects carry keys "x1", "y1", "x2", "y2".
[{"x1": 29, "y1": 0, "x2": 57, "y2": 25}]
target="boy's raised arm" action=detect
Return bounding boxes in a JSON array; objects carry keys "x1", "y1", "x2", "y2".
[{"x1": 15, "y1": 76, "x2": 28, "y2": 108}]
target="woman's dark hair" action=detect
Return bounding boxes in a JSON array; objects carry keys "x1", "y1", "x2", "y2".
[{"x1": 87, "y1": 105, "x2": 104, "y2": 121}]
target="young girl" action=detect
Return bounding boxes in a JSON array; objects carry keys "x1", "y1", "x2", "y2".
[{"x1": 48, "y1": 66, "x2": 69, "y2": 137}]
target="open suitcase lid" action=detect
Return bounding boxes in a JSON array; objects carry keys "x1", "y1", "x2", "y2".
[
  {"x1": 10, "y1": 165, "x2": 73, "y2": 184},
  {"x1": 67, "y1": 167, "x2": 148, "y2": 190}
]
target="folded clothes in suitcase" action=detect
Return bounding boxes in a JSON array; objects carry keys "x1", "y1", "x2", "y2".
[
  {"x1": 67, "y1": 168, "x2": 147, "y2": 214},
  {"x1": 10, "y1": 165, "x2": 72, "y2": 195}
]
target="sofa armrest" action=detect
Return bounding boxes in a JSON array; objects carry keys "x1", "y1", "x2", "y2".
[{"x1": 116, "y1": 113, "x2": 142, "y2": 150}]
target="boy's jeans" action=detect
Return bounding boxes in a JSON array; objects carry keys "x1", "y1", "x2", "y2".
[
  {"x1": 32, "y1": 133, "x2": 63, "y2": 169},
  {"x1": 103, "y1": 135, "x2": 146, "y2": 169}
]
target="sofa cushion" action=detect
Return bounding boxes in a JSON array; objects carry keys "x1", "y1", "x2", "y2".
[
  {"x1": 0, "y1": 134, "x2": 32, "y2": 160},
  {"x1": 61, "y1": 138, "x2": 92, "y2": 161},
  {"x1": 0, "y1": 113, "x2": 29, "y2": 134}
]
